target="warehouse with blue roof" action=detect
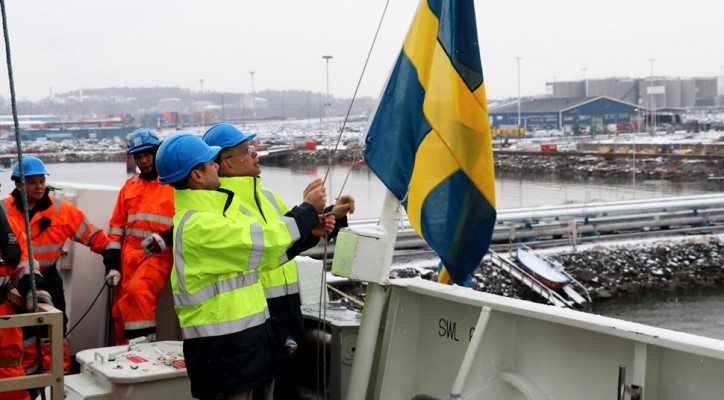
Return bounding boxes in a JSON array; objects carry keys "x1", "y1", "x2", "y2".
[{"x1": 489, "y1": 96, "x2": 642, "y2": 134}]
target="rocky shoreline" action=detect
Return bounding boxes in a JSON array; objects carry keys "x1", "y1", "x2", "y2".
[
  {"x1": 334, "y1": 235, "x2": 724, "y2": 311},
  {"x1": 19, "y1": 149, "x2": 724, "y2": 183},
  {"x1": 494, "y1": 153, "x2": 724, "y2": 181}
]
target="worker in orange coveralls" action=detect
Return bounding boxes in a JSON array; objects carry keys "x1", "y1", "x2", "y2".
[
  {"x1": 0, "y1": 285, "x2": 30, "y2": 400},
  {"x1": 103, "y1": 129, "x2": 174, "y2": 344},
  {"x1": 1, "y1": 155, "x2": 108, "y2": 374},
  {"x1": 0, "y1": 202, "x2": 30, "y2": 400}
]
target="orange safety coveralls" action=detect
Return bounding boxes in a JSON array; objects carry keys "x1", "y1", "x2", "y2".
[
  {"x1": 0, "y1": 300, "x2": 30, "y2": 400},
  {"x1": 107, "y1": 174, "x2": 173, "y2": 344},
  {"x1": 0, "y1": 257, "x2": 29, "y2": 400},
  {"x1": 2, "y1": 190, "x2": 108, "y2": 374}
]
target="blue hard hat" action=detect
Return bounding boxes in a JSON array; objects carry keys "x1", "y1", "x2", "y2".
[
  {"x1": 202, "y1": 123, "x2": 256, "y2": 149},
  {"x1": 11, "y1": 156, "x2": 49, "y2": 181},
  {"x1": 127, "y1": 128, "x2": 161, "y2": 154},
  {"x1": 156, "y1": 133, "x2": 221, "y2": 185}
]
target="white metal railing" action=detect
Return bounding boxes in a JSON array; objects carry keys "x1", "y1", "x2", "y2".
[{"x1": 0, "y1": 294, "x2": 64, "y2": 398}]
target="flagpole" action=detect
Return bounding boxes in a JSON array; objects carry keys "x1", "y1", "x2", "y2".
[{"x1": 345, "y1": 189, "x2": 401, "y2": 400}]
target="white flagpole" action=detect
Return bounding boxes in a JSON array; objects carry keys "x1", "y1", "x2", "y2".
[{"x1": 345, "y1": 189, "x2": 401, "y2": 400}]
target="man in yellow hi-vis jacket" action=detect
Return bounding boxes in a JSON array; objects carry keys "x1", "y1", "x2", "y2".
[
  {"x1": 155, "y1": 133, "x2": 332, "y2": 400},
  {"x1": 202, "y1": 123, "x2": 354, "y2": 399}
]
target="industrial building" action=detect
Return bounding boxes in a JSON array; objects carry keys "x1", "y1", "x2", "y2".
[
  {"x1": 546, "y1": 77, "x2": 719, "y2": 108},
  {"x1": 489, "y1": 96, "x2": 640, "y2": 134}
]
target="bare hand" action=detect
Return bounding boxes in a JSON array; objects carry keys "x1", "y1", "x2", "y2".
[
  {"x1": 333, "y1": 195, "x2": 356, "y2": 219},
  {"x1": 303, "y1": 182, "x2": 326, "y2": 213},
  {"x1": 302, "y1": 179, "x2": 323, "y2": 201},
  {"x1": 310, "y1": 213, "x2": 336, "y2": 237}
]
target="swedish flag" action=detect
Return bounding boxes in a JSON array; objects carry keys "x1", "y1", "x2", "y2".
[{"x1": 364, "y1": 0, "x2": 496, "y2": 285}]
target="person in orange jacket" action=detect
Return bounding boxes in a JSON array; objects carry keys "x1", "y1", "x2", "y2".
[
  {"x1": 0, "y1": 203, "x2": 30, "y2": 400},
  {"x1": 1, "y1": 156, "x2": 108, "y2": 374},
  {"x1": 0, "y1": 292, "x2": 30, "y2": 400},
  {"x1": 102, "y1": 129, "x2": 174, "y2": 344}
]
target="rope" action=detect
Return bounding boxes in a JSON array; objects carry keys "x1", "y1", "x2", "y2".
[
  {"x1": 0, "y1": 0, "x2": 38, "y2": 311},
  {"x1": 37, "y1": 280, "x2": 107, "y2": 364},
  {"x1": 65, "y1": 281, "x2": 107, "y2": 338},
  {"x1": 321, "y1": 0, "x2": 391, "y2": 198},
  {"x1": 314, "y1": 2, "x2": 391, "y2": 398},
  {"x1": 1, "y1": 3, "x2": 49, "y2": 398}
]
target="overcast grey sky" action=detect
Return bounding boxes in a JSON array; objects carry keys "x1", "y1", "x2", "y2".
[{"x1": 1, "y1": 0, "x2": 722, "y2": 102}]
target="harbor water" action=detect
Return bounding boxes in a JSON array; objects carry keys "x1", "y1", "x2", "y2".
[
  {"x1": 7, "y1": 161, "x2": 724, "y2": 341},
  {"x1": 14, "y1": 162, "x2": 720, "y2": 219}
]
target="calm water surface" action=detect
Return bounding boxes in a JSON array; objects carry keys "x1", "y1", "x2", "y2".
[
  {"x1": 11, "y1": 161, "x2": 724, "y2": 340},
  {"x1": 15, "y1": 162, "x2": 721, "y2": 218}
]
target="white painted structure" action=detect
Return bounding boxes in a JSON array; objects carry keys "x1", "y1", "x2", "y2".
[
  {"x1": 364, "y1": 278, "x2": 724, "y2": 399},
  {"x1": 7, "y1": 183, "x2": 724, "y2": 400},
  {"x1": 333, "y1": 191, "x2": 724, "y2": 400}
]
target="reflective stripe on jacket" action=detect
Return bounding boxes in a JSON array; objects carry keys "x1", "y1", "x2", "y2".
[
  {"x1": 2, "y1": 192, "x2": 107, "y2": 286},
  {"x1": 107, "y1": 174, "x2": 174, "y2": 277},
  {"x1": 0, "y1": 211, "x2": 35, "y2": 289},
  {"x1": 171, "y1": 188, "x2": 300, "y2": 340},
  {"x1": 220, "y1": 176, "x2": 299, "y2": 299},
  {"x1": 0, "y1": 302, "x2": 30, "y2": 400},
  {"x1": 107, "y1": 174, "x2": 174, "y2": 343}
]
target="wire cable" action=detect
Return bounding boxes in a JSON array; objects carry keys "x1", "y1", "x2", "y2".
[
  {"x1": 320, "y1": 0, "x2": 391, "y2": 196},
  {"x1": 315, "y1": 2, "x2": 392, "y2": 398},
  {"x1": 0, "y1": 5, "x2": 49, "y2": 399}
]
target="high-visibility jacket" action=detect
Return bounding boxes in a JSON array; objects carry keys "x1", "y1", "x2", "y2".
[
  {"x1": 0, "y1": 301, "x2": 29, "y2": 400},
  {"x1": 171, "y1": 187, "x2": 317, "y2": 339},
  {"x1": 172, "y1": 187, "x2": 318, "y2": 397},
  {"x1": 0, "y1": 208, "x2": 23, "y2": 290},
  {"x1": 107, "y1": 175, "x2": 174, "y2": 343},
  {"x1": 220, "y1": 177, "x2": 302, "y2": 299},
  {"x1": 1, "y1": 189, "x2": 108, "y2": 288},
  {"x1": 2, "y1": 189, "x2": 107, "y2": 374}
]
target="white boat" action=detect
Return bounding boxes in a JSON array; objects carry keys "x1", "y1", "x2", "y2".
[
  {"x1": 9, "y1": 183, "x2": 724, "y2": 400},
  {"x1": 514, "y1": 248, "x2": 571, "y2": 289},
  {"x1": 4, "y1": 3, "x2": 724, "y2": 400}
]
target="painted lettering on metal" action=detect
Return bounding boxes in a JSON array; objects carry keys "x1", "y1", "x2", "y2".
[{"x1": 438, "y1": 318, "x2": 460, "y2": 342}]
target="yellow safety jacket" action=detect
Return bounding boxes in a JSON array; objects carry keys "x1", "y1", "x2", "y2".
[
  {"x1": 171, "y1": 187, "x2": 302, "y2": 339},
  {"x1": 220, "y1": 176, "x2": 300, "y2": 300}
]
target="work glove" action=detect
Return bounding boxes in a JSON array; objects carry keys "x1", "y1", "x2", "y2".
[
  {"x1": 102, "y1": 249, "x2": 121, "y2": 271},
  {"x1": 105, "y1": 270, "x2": 121, "y2": 287},
  {"x1": 142, "y1": 233, "x2": 167, "y2": 257},
  {"x1": 26, "y1": 290, "x2": 52, "y2": 310}
]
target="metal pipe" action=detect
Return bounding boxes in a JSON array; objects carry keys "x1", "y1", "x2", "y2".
[
  {"x1": 347, "y1": 194, "x2": 724, "y2": 229},
  {"x1": 500, "y1": 214, "x2": 722, "y2": 240},
  {"x1": 345, "y1": 190, "x2": 401, "y2": 400},
  {"x1": 344, "y1": 283, "x2": 388, "y2": 400},
  {"x1": 618, "y1": 365, "x2": 626, "y2": 400},
  {"x1": 449, "y1": 307, "x2": 492, "y2": 397},
  {"x1": 617, "y1": 365, "x2": 642, "y2": 400},
  {"x1": 499, "y1": 196, "x2": 724, "y2": 221}
]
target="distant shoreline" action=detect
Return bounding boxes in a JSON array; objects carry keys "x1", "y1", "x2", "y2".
[
  {"x1": 494, "y1": 152, "x2": 724, "y2": 181},
  {"x1": 11, "y1": 149, "x2": 724, "y2": 182}
]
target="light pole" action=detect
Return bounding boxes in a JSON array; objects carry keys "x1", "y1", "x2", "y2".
[
  {"x1": 720, "y1": 65, "x2": 724, "y2": 104},
  {"x1": 516, "y1": 57, "x2": 521, "y2": 138},
  {"x1": 648, "y1": 59, "x2": 655, "y2": 133},
  {"x1": 322, "y1": 55, "x2": 333, "y2": 130},
  {"x1": 199, "y1": 78, "x2": 205, "y2": 129},
  {"x1": 250, "y1": 71, "x2": 256, "y2": 127},
  {"x1": 322, "y1": 55, "x2": 333, "y2": 197},
  {"x1": 582, "y1": 68, "x2": 588, "y2": 97}
]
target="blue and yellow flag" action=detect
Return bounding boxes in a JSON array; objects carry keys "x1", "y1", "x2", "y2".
[{"x1": 364, "y1": 0, "x2": 496, "y2": 285}]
